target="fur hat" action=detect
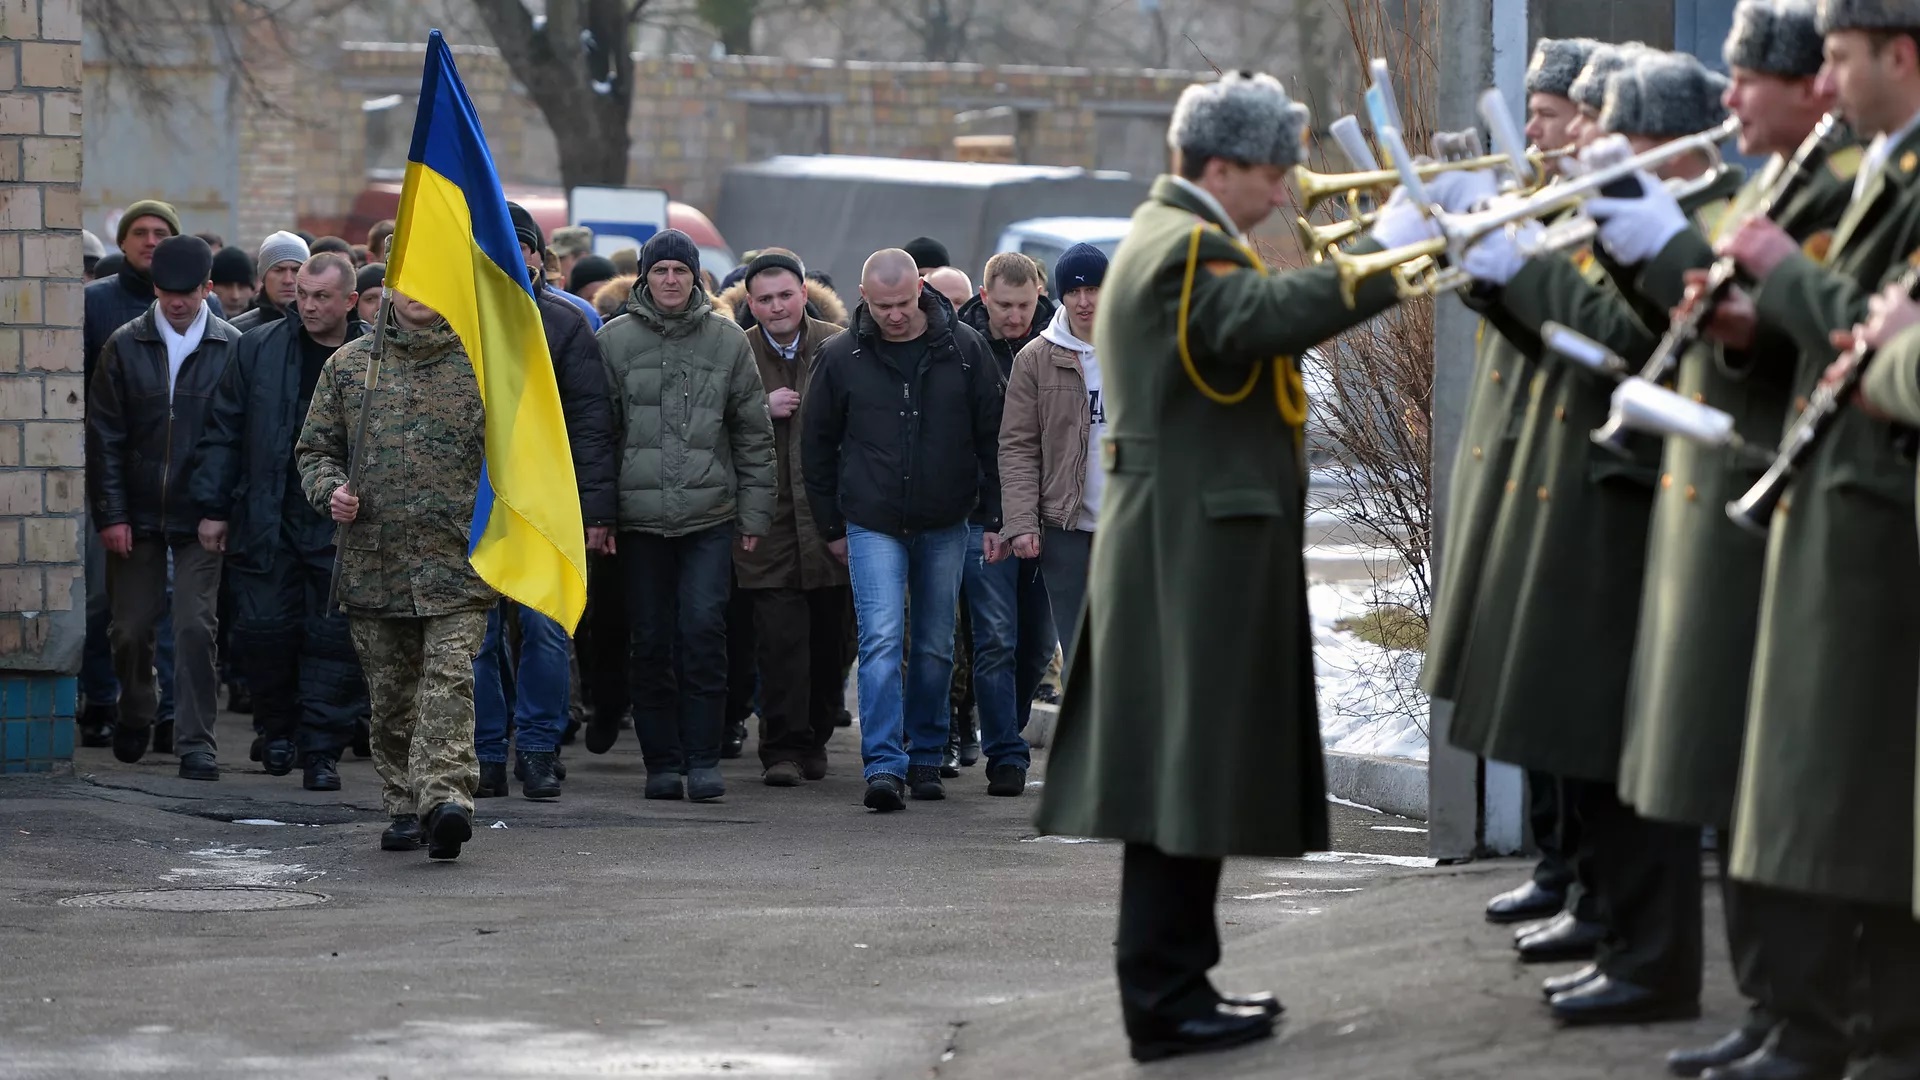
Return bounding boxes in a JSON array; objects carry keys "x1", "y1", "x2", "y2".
[
  {"x1": 1601, "y1": 52, "x2": 1732, "y2": 137},
  {"x1": 1817, "y1": 0, "x2": 1920, "y2": 32},
  {"x1": 1569, "y1": 43, "x2": 1646, "y2": 112},
  {"x1": 1727, "y1": 0, "x2": 1826, "y2": 76},
  {"x1": 1525, "y1": 38, "x2": 1602, "y2": 99},
  {"x1": 1167, "y1": 71, "x2": 1312, "y2": 170}
]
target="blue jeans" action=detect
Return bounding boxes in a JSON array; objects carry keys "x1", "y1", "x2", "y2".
[
  {"x1": 962, "y1": 525, "x2": 1033, "y2": 769},
  {"x1": 847, "y1": 521, "x2": 968, "y2": 782},
  {"x1": 473, "y1": 601, "x2": 573, "y2": 762}
]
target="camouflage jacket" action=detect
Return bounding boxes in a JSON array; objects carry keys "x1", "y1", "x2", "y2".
[{"x1": 296, "y1": 317, "x2": 497, "y2": 618}]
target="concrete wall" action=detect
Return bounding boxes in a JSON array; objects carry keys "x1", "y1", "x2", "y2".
[{"x1": 0, "y1": 0, "x2": 85, "y2": 772}]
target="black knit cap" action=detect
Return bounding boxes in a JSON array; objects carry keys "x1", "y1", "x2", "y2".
[
  {"x1": 904, "y1": 236, "x2": 950, "y2": 270},
  {"x1": 210, "y1": 245, "x2": 255, "y2": 286},
  {"x1": 743, "y1": 250, "x2": 806, "y2": 290},
  {"x1": 506, "y1": 201, "x2": 543, "y2": 255},
  {"x1": 568, "y1": 254, "x2": 618, "y2": 294},
  {"x1": 150, "y1": 235, "x2": 214, "y2": 293},
  {"x1": 356, "y1": 263, "x2": 385, "y2": 296},
  {"x1": 640, "y1": 228, "x2": 701, "y2": 279}
]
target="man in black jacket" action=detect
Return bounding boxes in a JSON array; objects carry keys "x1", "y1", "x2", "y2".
[
  {"x1": 192, "y1": 252, "x2": 370, "y2": 790},
  {"x1": 802, "y1": 248, "x2": 1003, "y2": 811},
  {"x1": 471, "y1": 204, "x2": 619, "y2": 799},
  {"x1": 87, "y1": 235, "x2": 240, "y2": 780},
  {"x1": 228, "y1": 232, "x2": 310, "y2": 334}
]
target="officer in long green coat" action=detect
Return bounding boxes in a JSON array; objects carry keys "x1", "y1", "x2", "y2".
[
  {"x1": 1423, "y1": 36, "x2": 1601, "y2": 931},
  {"x1": 1449, "y1": 51, "x2": 1745, "y2": 1025},
  {"x1": 1703, "y1": 1, "x2": 1920, "y2": 1068},
  {"x1": 1032, "y1": 72, "x2": 1422, "y2": 1064},
  {"x1": 1583, "y1": 6, "x2": 1861, "y2": 1072}
]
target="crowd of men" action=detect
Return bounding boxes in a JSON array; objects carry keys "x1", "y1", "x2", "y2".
[{"x1": 78, "y1": 191, "x2": 1109, "y2": 841}]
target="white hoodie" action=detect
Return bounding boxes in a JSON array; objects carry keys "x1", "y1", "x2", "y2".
[{"x1": 1040, "y1": 306, "x2": 1105, "y2": 531}]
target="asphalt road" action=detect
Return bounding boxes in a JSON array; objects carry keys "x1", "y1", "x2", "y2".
[{"x1": 0, "y1": 718, "x2": 1744, "y2": 1079}]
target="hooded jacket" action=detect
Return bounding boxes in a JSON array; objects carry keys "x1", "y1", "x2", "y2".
[
  {"x1": 714, "y1": 278, "x2": 850, "y2": 332},
  {"x1": 999, "y1": 305, "x2": 1101, "y2": 539},
  {"x1": 802, "y1": 282, "x2": 1004, "y2": 541},
  {"x1": 596, "y1": 282, "x2": 777, "y2": 538}
]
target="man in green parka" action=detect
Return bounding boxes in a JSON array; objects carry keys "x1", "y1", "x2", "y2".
[
  {"x1": 1032, "y1": 71, "x2": 1426, "y2": 1063},
  {"x1": 1448, "y1": 50, "x2": 1746, "y2": 1025},
  {"x1": 1582, "y1": 4, "x2": 1862, "y2": 1074},
  {"x1": 1696, "y1": 1, "x2": 1920, "y2": 1072}
]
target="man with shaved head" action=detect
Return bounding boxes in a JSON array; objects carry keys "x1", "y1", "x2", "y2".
[
  {"x1": 925, "y1": 266, "x2": 974, "y2": 311},
  {"x1": 803, "y1": 248, "x2": 1006, "y2": 811}
]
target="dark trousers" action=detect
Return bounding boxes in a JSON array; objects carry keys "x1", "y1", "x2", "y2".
[
  {"x1": 1013, "y1": 555, "x2": 1056, "y2": 729},
  {"x1": 620, "y1": 526, "x2": 734, "y2": 774},
  {"x1": 578, "y1": 551, "x2": 630, "y2": 725},
  {"x1": 107, "y1": 538, "x2": 222, "y2": 755},
  {"x1": 1735, "y1": 883, "x2": 1853, "y2": 1064},
  {"x1": 725, "y1": 574, "x2": 757, "y2": 729},
  {"x1": 1038, "y1": 526, "x2": 1093, "y2": 672},
  {"x1": 1529, "y1": 769, "x2": 1576, "y2": 893},
  {"x1": 1117, "y1": 843, "x2": 1225, "y2": 1027},
  {"x1": 229, "y1": 549, "x2": 368, "y2": 760},
  {"x1": 1577, "y1": 781, "x2": 1702, "y2": 997},
  {"x1": 751, "y1": 585, "x2": 852, "y2": 769},
  {"x1": 1715, "y1": 825, "x2": 1778, "y2": 1041},
  {"x1": 1556, "y1": 776, "x2": 1608, "y2": 923}
]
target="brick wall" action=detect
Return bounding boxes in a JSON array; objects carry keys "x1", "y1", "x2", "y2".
[{"x1": 0, "y1": 0, "x2": 83, "y2": 772}]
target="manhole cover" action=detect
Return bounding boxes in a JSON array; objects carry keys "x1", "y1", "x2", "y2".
[{"x1": 57, "y1": 888, "x2": 329, "y2": 912}]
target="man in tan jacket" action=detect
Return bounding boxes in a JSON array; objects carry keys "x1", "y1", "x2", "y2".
[{"x1": 999, "y1": 243, "x2": 1107, "y2": 668}]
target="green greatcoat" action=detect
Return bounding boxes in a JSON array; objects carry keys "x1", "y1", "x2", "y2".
[
  {"x1": 1730, "y1": 128, "x2": 1920, "y2": 907},
  {"x1": 1446, "y1": 169, "x2": 1745, "y2": 783},
  {"x1": 1420, "y1": 307, "x2": 1542, "y2": 700},
  {"x1": 1034, "y1": 176, "x2": 1400, "y2": 858},
  {"x1": 1616, "y1": 147, "x2": 1859, "y2": 829},
  {"x1": 1857, "y1": 321, "x2": 1920, "y2": 920}
]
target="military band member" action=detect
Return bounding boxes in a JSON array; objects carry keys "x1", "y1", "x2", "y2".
[
  {"x1": 1447, "y1": 49, "x2": 1746, "y2": 1025},
  {"x1": 1696, "y1": 0, "x2": 1920, "y2": 1073},
  {"x1": 1032, "y1": 72, "x2": 1428, "y2": 1062},
  {"x1": 1576, "y1": 3, "x2": 1861, "y2": 1073},
  {"x1": 1426, "y1": 36, "x2": 1609, "y2": 934}
]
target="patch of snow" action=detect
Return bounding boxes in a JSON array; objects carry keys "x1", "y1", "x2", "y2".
[
  {"x1": 1302, "y1": 851, "x2": 1437, "y2": 869},
  {"x1": 1370, "y1": 825, "x2": 1427, "y2": 834},
  {"x1": 1311, "y1": 578, "x2": 1430, "y2": 762},
  {"x1": 1020, "y1": 835, "x2": 1101, "y2": 844},
  {"x1": 161, "y1": 844, "x2": 321, "y2": 887},
  {"x1": 1326, "y1": 794, "x2": 1383, "y2": 814}
]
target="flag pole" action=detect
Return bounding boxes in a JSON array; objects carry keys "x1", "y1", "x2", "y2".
[{"x1": 327, "y1": 286, "x2": 393, "y2": 609}]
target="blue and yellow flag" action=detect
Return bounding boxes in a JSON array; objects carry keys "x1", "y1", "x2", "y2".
[{"x1": 389, "y1": 31, "x2": 587, "y2": 632}]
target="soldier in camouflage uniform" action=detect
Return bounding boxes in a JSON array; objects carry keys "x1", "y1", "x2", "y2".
[{"x1": 296, "y1": 291, "x2": 496, "y2": 860}]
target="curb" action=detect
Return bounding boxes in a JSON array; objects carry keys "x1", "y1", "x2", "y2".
[{"x1": 1323, "y1": 750, "x2": 1428, "y2": 821}]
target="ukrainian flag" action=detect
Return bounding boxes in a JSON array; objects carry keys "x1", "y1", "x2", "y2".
[{"x1": 389, "y1": 31, "x2": 587, "y2": 632}]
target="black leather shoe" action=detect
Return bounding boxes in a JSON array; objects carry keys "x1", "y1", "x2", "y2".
[
  {"x1": 1518, "y1": 914, "x2": 1606, "y2": 963},
  {"x1": 864, "y1": 774, "x2": 906, "y2": 812},
  {"x1": 1128, "y1": 1004, "x2": 1276, "y2": 1063},
  {"x1": 552, "y1": 754, "x2": 566, "y2": 781},
  {"x1": 510, "y1": 753, "x2": 566, "y2": 782},
  {"x1": 302, "y1": 756, "x2": 341, "y2": 792},
  {"x1": 836, "y1": 708, "x2": 852, "y2": 728},
  {"x1": 958, "y1": 731, "x2": 981, "y2": 768},
  {"x1": 80, "y1": 704, "x2": 116, "y2": 748},
  {"x1": 1514, "y1": 911, "x2": 1565, "y2": 943},
  {"x1": 112, "y1": 723, "x2": 150, "y2": 764},
  {"x1": 1701, "y1": 1044, "x2": 1845, "y2": 1080},
  {"x1": 1542, "y1": 964, "x2": 1600, "y2": 1001},
  {"x1": 261, "y1": 738, "x2": 298, "y2": 777},
  {"x1": 424, "y1": 803, "x2": 472, "y2": 861},
  {"x1": 1219, "y1": 991, "x2": 1284, "y2": 1018},
  {"x1": 584, "y1": 715, "x2": 619, "y2": 754},
  {"x1": 986, "y1": 762, "x2": 1027, "y2": 796},
  {"x1": 721, "y1": 720, "x2": 747, "y2": 759},
  {"x1": 380, "y1": 815, "x2": 424, "y2": 851},
  {"x1": 178, "y1": 751, "x2": 220, "y2": 781},
  {"x1": 519, "y1": 752, "x2": 561, "y2": 800},
  {"x1": 907, "y1": 764, "x2": 945, "y2": 800},
  {"x1": 1486, "y1": 879, "x2": 1567, "y2": 924},
  {"x1": 1670, "y1": 1029, "x2": 1771, "y2": 1077},
  {"x1": 351, "y1": 722, "x2": 371, "y2": 758},
  {"x1": 939, "y1": 744, "x2": 961, "y2": 779},
  {"x1": 150, "y1": 719, "x2": 174, "y2": 754},
  {"x1": 476, "y1": 761, "x2": 509, "y2": 798},
  {"x1": 249, "y1": 734, "x2": 265, "y2": 762},
  {"x1": 1550, "y1": 974, "x2": 1699, "y2": 1026}
]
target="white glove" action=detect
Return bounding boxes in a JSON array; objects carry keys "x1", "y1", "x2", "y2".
[
  {"x1": 1367, "y1": 187, "x2": 1441, "y2": 250},
  {"x1": 1579, "y1": 134, "x2": 1634, "y2": 173},
  {"x1": 1461, "y1": 221, "x2": 1546, "y2": 288},
  {"x1": 1425, "y1": 167, "x2": 1500, "y2": 214},
  {"x1": 1584, "y1": 171, "x2": 1688, "y2": 265}
]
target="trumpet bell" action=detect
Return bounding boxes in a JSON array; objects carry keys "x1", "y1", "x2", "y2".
[{"x1": 1329, "y1": 235, "x2": 1449, "y2": 307}]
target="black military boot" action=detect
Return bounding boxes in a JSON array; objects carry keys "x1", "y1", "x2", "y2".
[
  {"x1": 261, "y1": 737, "x2": 298, "y2": 777},
  {"x1": 475, "y1": 761, "x2": 509, "y2": 798},
  {"x1": 380, "y1": 815, "x2": 424, "y2": 851},
  {"x1": 941, "y1": 710, "x2": 963, "y2": 778},
  {"x1": 518, "y1": 751, "x2": 562, "y2": 800},
  {"x1": 721, "y1": 719, "x2": 748, "y2": 759},
  {"x1": 424, "y1": 803, "x2": 473, "y2": 860},
  {"x1": 302, "y1": 755, "x2": 342, "y2": 792}
]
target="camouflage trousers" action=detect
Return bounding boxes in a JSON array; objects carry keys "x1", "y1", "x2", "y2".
[{"x1": 348, "y1": 611, "x2": 488, "y2": 819}]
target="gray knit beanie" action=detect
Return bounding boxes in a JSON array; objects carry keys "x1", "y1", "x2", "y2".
[
  {"x1": 1600, "y1": 52, "x2": 1733, "y2": 137},
  {"x1": 1526, "y1": 38, "x2": 1602, "y2": 98},
  {"x1": 1727, "y1": 0, "x2": 1826, "y2": 76},
  {"x1": 257, "y1": 230, "x2": 310, "y2": 273},
  {"x1": 1570, "y1": 43, "x2": 1647, "y2": 112},
  {"x1": 1817, "y1": 0, "x2": 1920, "y2": 32},
  {"x1": 1167, "y1": 71, "x2": 1312, "y2": 170}
]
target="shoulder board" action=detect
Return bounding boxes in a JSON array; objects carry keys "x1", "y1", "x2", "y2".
[{"x1": 1827, "y1": 145, "x2": 1864, "y2": 182}]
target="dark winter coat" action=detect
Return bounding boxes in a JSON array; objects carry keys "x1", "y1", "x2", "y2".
[
  {"x1": 227, "y1": 296, "x2": 285, "y2": 335},
  {"x1": 86, "y1": 305, "x2": 243, "y2": 541},
  {"x1": 801, "y1": 282, "x2": 1005, "y2": 541},
  {"x1": 534, "y1": 286, "x2": 619, "y2": 527},
  {"x1": 731, "y1": 315, "x2": 851, "y2": 591},
  {"x1": 957, "y1": 290, "x2": 1057, "y2": 380},
  {"x1": 1034, "y1": 176, "x2": 1401, "y2": 858},
  {"x1": 190, "y1": 316, "x2": 365, "y2": 571}
]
